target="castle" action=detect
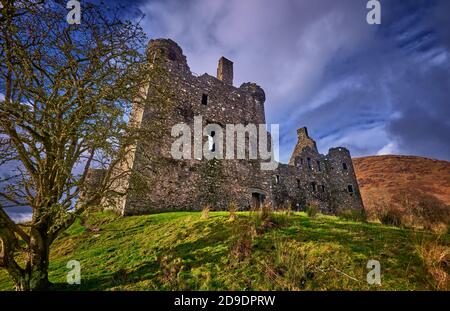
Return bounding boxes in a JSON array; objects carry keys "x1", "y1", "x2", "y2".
[{"x1": 91, "y1": 39, "x2": 364, "y2": 215}]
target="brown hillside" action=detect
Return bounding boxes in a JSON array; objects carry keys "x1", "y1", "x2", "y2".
[{"x1": 353, "y1": 155, "x2": 450, "y2": 226}]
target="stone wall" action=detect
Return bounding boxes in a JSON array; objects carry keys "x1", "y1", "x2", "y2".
[
  {"x1": 271, "y1": 136, "x2": 364, "y2": 213},
  {"x1": 119, "y1": 39, "x2": 272, "y2": 215}
]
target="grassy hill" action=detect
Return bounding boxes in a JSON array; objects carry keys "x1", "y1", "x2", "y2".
[
  {"x1": 353, "y1": 155, "x2": 450, "y2": 228},
  {"x1": 0, "y1": 211, "x2": 448, "y2": 290}
]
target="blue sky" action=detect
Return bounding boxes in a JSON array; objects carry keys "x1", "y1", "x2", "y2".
[
  {"x1": 3, "y1": 1, "x2": 449, "y2": 163},
  {"x1": 108, "y1": 0, "x2": 449, "y2": 163}
]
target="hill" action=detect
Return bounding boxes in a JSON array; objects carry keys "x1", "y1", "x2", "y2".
[
  {"x1": 353, "y1": 155, "x2": 450, "y2": 227},
  {"x1": 0, "y1": 211, "x2": 448, "y2": 290}
]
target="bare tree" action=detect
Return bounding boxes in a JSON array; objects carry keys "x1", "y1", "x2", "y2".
[{"x1": 0, "y1": 0, "x2": 149, "y2": 290}]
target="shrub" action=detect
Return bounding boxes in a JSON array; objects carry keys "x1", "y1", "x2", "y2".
[
  {"x1": 406, "y1": 193, "x2": 450, "y2": 232},
  {"x1": 365, "y1": 192, "x2": 391, "y2": 222},
  {"x1": 379, "y1": 208, "x2": 403, "y2": 227},
  {"x1": 270, "y1": 212, "x2": 291, "y2": 228},
  {"x1": 250, "y1": 202, "x2": 270, "y2": 229},
  {"x1": 249, "y1": 201, "x2": 292, "y2": 234},
  {"x1": 306, "y1": 201, "x2": 320, "y2": 218}
]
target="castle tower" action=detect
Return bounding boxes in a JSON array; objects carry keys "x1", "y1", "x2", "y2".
[
  {"x1": 102, "y1": 38, "x2": 272, "y2": 215},
  {"x1": 327, "y1": 147, "x2": 364, "y2": 213},
  {"x1": 288, "y1": 127, "x2": 318, "y2": 165}
]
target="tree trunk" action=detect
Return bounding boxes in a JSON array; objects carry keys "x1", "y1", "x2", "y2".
[
  {"x1": 11, "y1": 230, "x2": 51, "y2": 291},
  {"x1": 28, "y1": 249, "x2": 51, "y2": 291}
]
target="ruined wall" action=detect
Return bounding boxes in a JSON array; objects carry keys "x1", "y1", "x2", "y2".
[
  {"x1": 97, "y1": 38, "x2": 364, "y2": 215},
  {"x1": 273, "y1": 132, "x2": 364, "y2": 213},
  {"x1": 120, "y1": 39, "x2": 271, "y2": 215},
  {"x1": 288, "y1": 127, "x2": 318, "y2": 165}
]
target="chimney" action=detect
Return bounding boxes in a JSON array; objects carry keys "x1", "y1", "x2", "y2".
[{"x1": 217, "y1": 57, "x2": 233, "y2": 85}]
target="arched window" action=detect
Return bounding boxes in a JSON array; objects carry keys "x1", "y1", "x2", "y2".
[{"x1": 208, "y1": 131, "x2": 216, "y2": 152}]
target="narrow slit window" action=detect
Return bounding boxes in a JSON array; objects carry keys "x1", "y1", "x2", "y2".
[
  {"x1": 311, "y1": 182, "x2": 317, "y2": 192},
  {"x1": 307, "y1": 157, "x2": 312, "y2": 169},
  {"x1": 297, "y1": 179, "x2": 301, "y2": 189},
  {"x1": 347, "y1": 185, "x2": 354, "y2": 193},
  {"x1": 274, "y1": 175, "x2": 280, "y2": 185},
  {"x1": 342, "y1": 162, "x2": 348, "y2": 170},
  {"x1": 320, "y1": 185, "x2": 325, "y2": 193},
  {"x1": 208, "y1": 130, "x2": 216, "y2": 152},
  {"x1": 202, "y1": 93, "x2": 208, "y2": 105},
  {"x1": 317, "y1": 160, "x2": 321, "y2": 171}
]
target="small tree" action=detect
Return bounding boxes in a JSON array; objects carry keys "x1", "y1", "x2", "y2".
[{"x1": 0, "y1": 0, "x2": 148, "y2": 290}]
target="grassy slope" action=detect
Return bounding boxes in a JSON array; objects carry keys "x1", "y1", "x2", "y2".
[{"x1": 0, "y1": 211, "x2": 447, "y2": 291}]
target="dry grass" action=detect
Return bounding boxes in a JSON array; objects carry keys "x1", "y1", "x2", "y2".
[
  {"x1": 261, "y1": 201, "x2": 271, "y2": 221},
  {"x1": 201, "y1": 205, "x2": 210, "y2": 219},
  {"x1": 229, "y1": 222, "x2": 255, "y2": 261},
  {"x1": 158, "y1": 253, "x2": 185, "y2": 289},
  {"x1": 354, "y1": 155, "x2": 450, "y2": 231},
  {"x1": 415, "y1": 239, "x2": 450, "y2": 290},
  {"x1": 283, "y1": 201, "x2": 293, "y2": 216},
  {"x1": 228, "y1": 202, "x2": 238, "y2": 221},
  {"x1": 262, "y1": 239, "x2": 362, "y2": 290}
]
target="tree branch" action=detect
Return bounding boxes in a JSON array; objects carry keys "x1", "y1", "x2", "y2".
[{"x1": 0, "y1": 207, "x2": 30, "y2": 245}]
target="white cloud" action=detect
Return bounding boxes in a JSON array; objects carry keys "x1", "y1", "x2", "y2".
[
  {"x1": 376, "y1": 142, "x2": 399, "y2": 156},
  {"x1": 7, "y1": 212, "x2": 33, "y2": 224}
]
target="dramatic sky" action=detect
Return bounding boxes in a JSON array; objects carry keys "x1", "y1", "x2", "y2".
[
  {"x1": 2, "y1": 0, "x2": 450, "y2": 222},
  {"x1": 113, "y1": 0, "x2": 450, "y2": 163}
]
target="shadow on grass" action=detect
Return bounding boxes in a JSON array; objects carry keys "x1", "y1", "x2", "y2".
[{"x1": 51, "y1": 216, "x2": 235, "y2": 290}]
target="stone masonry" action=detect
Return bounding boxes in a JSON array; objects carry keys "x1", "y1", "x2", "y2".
[{"x1": 92, "y1": 39, "x2": 364, "y2": 215}]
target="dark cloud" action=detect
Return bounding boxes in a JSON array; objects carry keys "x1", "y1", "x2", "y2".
[
  {"x1": 11, "y1": 0, "x2": 450, "y2": 164},
  {"x1": 134, "y1": 0, "x2": 449, "y2": 161},
  {"x1": 386, "y1": 64, "x2": 450, "y2": 160},
  {"x1": 138, "y1": 0, "x2": 384, "y2": 162}
]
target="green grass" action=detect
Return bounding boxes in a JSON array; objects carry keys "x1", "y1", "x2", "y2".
[{"x1": 0, "y1": 211, "x2": 447, "y2": 290}]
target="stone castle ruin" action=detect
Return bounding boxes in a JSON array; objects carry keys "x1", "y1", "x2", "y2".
[{"x1": 90, "y1": 39, "x2": 364, "y2": 215}]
